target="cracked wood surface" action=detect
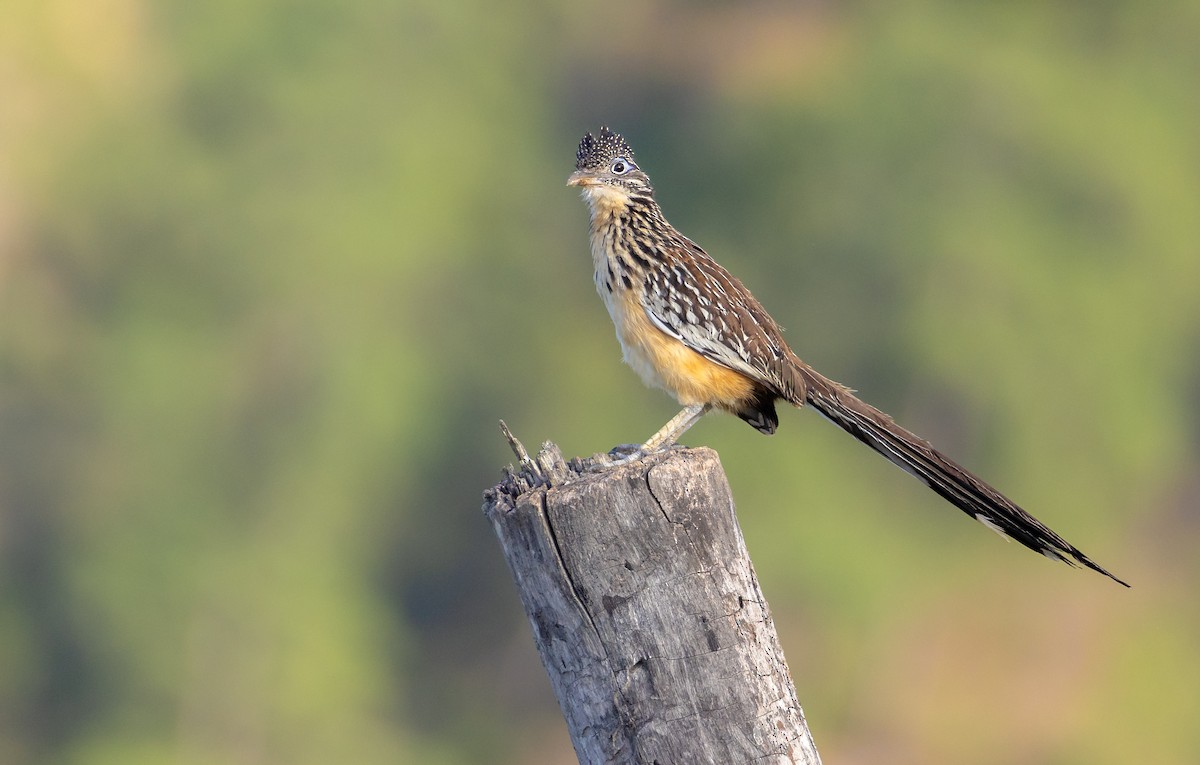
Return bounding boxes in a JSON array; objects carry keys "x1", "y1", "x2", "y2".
[{"x1": 483, "y1": 444, "x2": 821, "y2": 765}]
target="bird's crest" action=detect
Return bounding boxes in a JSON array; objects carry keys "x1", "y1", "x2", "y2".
[{"x1": 576, "y1": 127, "x2": 635, "y2": 171}]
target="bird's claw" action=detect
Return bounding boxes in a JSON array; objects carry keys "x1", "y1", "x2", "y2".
[{"x1": 607, "y1": 444, "x2": 645, "y2": 466}]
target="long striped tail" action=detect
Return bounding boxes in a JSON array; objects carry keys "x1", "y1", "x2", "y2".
[{"x1": 794, "y1": 366, "x2": 1129, "y2": 587}]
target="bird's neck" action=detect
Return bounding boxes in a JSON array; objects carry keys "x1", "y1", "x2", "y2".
[
  {"x1": 581, "y1": 186, "x2": 662, "y2": 236},
  {"x1": 580, "y1": 186, "x2": 632, "y2": 232}
]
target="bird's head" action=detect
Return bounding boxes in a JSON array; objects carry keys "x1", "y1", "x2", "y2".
[{"x1": 567, "y1": 127, "x2": 653, "y2": 205}]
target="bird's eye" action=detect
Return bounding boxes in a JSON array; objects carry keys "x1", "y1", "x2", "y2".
[{"x1": 611, "y1": 158, "x2": 634, "y2": 175}]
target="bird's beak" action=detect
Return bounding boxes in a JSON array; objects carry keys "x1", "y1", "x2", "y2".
[{"x1": 567, "y1": 170, "x2": 594, "y2": 187}]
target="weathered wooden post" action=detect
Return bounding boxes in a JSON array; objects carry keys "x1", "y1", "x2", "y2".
[{"x1": 483, "y1": 427, "x2": 821, "y2": 764}]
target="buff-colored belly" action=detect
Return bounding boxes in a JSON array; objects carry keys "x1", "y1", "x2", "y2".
[{"x1": 608, "y1": 286, "x2": 756, "y2": 409}]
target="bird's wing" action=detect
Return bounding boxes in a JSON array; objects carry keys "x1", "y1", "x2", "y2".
[{"x1": 640, "y1": 237, "x2": 807, "y2": 403}]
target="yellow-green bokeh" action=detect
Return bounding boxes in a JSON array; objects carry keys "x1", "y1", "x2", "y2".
[{"x1": 2, "y1": 2, "x2": 1197, "y2": 764}]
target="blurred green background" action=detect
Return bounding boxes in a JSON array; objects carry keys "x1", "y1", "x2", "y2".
[{"x1": 2, "y1": 1, "x2": 1198, "y2": 763}]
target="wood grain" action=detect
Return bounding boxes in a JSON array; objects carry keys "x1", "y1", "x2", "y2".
[{"x1": 484, "y1": 443, "x2": 820, "y2": 764}]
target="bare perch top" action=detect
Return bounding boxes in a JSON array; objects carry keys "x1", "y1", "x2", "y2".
[
  {"x1": 568, "y1": 126, "x2": 1128, "y2": 587},
  {"x1": 484, "y1": 440, "x2": 822, "y2": 763}
]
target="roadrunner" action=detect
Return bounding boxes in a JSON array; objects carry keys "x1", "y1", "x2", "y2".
[{"x1": 568, "y1": 127, "x2": 1127, "y2": 586}]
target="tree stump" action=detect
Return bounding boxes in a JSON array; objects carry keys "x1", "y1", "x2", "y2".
[{"x1": 483, "y1": 433, "x2": 821, "y2": 765}]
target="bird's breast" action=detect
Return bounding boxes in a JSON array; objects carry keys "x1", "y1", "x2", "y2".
[{"x1": 602, "y1": 266, "x2": 757, "y2": 409}]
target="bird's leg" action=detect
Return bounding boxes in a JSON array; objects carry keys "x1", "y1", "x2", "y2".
[
  {"x1": 642, "y1": 403, "x2": 711, "y2": 453},
  {"x1": 607, "y1": 404, "x2": 711, "y2": 465}
]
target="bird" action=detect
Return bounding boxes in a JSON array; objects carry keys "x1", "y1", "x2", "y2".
[{"x1": 567, "y1": 126, "x2": 1127, "y2": 587}]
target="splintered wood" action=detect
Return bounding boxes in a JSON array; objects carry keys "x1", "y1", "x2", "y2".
[{"x1": 484, "y1": 441, "x2": 820, "y2": 765}]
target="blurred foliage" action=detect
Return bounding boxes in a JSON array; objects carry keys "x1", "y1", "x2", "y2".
[{"x1": 1, "y1": 1, "x2": 1198, "y2": 763}]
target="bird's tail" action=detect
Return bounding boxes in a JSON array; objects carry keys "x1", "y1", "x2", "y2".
[{"x1": 791, "y1": 364, "x2": 1128, "y2": 587}]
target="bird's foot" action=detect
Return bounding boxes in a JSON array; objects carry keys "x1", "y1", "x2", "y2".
[{"x1": 606, "y1": 443, "x2": 645, "y2": 466}]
